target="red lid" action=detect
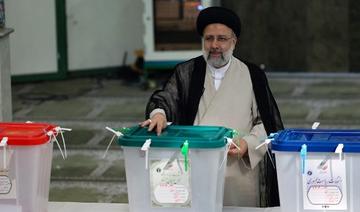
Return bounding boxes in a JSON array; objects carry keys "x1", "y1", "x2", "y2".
[{"x1": 0, "y1": 122, "x2": 58, "y2": 146}]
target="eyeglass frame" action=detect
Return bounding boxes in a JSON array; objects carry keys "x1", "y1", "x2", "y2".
[{"x1": 203, "y1": 33, "x2": 236, "y2": 44}]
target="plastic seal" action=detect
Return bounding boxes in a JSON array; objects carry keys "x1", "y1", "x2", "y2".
[
  {"x1": 232, "y1": 129, "x2": 239, "y2": 138},
  {"x1": 255, "y1": 138, "x2": 272, "y2": 150},
  {"x1": 318, "y1": 155, "x2": 331, "y2": 169},
  {"x1": 0, "y1": 137, "x2": 8, "y2": 147},
  {"x1": 300, "y1": 144, "x2": 307, "y2": 174},
  {"x1": 335, "y1": 143, "x2": 344, "y2": 160},
  {"x1": 226, "y1": 137, "x2": 241, "y2": 151},
  {"x1": 0, "y1": 137, "x2": 8, "y2": 170},
  {"x1": 219, "y1": 138, "x2": 232, "y2": 169},
  {"x1": 103, "y1": 127, "x2": 124, "y2": 158},
  {"x1": 47, "y1": 130, "x2": 66, "y2": 160},
  {"x1": 181, "y1": 140, "x2": 189, "y2": 172},
  {"x1": 312, "y1": 122, "x2": 320, "y2": 129},
  {"x1": 141, "y1": 139, "x2": 152, "y2": 170},
  {"x1": 256, "y1": 138, "x2": 276, "y2": 169},
  {"x1": 105, "y1": 127, "x2": 124, "y2": 137},
  {"x1": 269, "y1": 133, "x2": 278, "y2": 138},
  {"x1": 55, "y1": 127, "x2": 71, "y2": 159},
  {"x1": 224, "y1": 137, "x2": 251, "y2": 170},
  {"x1": 163, "y1": 150, "x2": 180, "y2": 171}
]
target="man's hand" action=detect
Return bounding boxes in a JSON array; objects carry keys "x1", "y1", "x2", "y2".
[
  {"x1": 228, "y1": 138, "x2": 248, "y2": 158},
  {"x1": 140, "y1": 113, "x2": 167, "y2": 136}
]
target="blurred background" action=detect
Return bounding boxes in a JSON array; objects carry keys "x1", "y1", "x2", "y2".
[{"x1": 2, "y1": 0, "x2": 360, "y2": 204}]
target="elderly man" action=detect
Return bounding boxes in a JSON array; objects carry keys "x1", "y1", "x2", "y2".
[{"x1": 141, "y1": 6, "x2": 283, "y2": 207}]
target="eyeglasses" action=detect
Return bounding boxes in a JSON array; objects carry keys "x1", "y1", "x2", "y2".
[{"x1": 203, "y1": 35, "x2": 234, "y2": 43}]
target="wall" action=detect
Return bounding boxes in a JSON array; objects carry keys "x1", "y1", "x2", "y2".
[
  {"x1": 5, "y1": 0, "x2": 58, "y2": 75},
  {"x1": 67, "y1": 0, "x2": 144, "y2": 71},
  {"x1": 5, "y1": 0, "x2": 144, "y2": 76},
  {"x1": 5, "y1": 0, "x2": 360, "y2": 75},
  {"x1": 223, "y1": 0, "x2": 358, "y2": 72}
]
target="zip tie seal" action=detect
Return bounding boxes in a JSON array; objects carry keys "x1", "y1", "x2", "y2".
[
  {"x1": 255, "y1": 138, "x2": 272, "y2": 150},
  {"x1": 0, "y1": 137, "x2": 8, "y2": 147},
  {"x1": 141, "y1": 139, "x2": 152, "y2": 170},
  {"x1": 220, "y1": 137, "x2": 241, "y2": 169},
  {"x1": 219, "y1": 138, "x2": 232, "y2": 169},
  {"x1": 318, "y1": 155, "x2": 331, "y2": 169},
  {"x1": 226, "y1": 137, "x2": 241, "y2": 151},
  {"x1": 335, "y1": 143, "x2": 344, "y2": 161},
  {"x1": 181, "y1": 140, "x2": 189, "y2": 172},
  {"x1": 223, "y1": 137, "x2": 251, "y2": 170},
  {"x1": 59, "y1": 127, "x2": 72, "y2": 132},
  {"x1": 105, "y1": 127, "x2": 124, "y2": 137},
  {"x1": 0, "y1": 137, "x2": 8, "y2": 170},
  {"x1": 103, "y1": 127, "x2": 124, "y2": 158},
  {"x1": 48, "y1": 131, "x2": 65, "y2": 160},
  {"x1": 232, "y1": 130, "x2": 240, "y2": 138},
  {"x1": 55, "y1": 127, "x2": 71, "y2": 159},
  {"x1": 300, "y1": 144, "x2": 307, "y2": 174},
  {"x1": 256, "y1": 138, "x2": 276, "y2": 169},
  {"x1": 269, "y1": 133, "x2": 277, "y2": 138},
  {"x1": 312, "y1": 122, "x2": 320, "y2": 129}
]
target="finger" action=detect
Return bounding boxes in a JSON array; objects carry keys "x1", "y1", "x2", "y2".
[
  {"x1": 148, "y1": 120, "x2": 156, "y2": 132},
  {"x1": 156, "y1": 122, "x2": 163, "y2": 136},
  {"x1": 229, "y1": 144, "x2": 239, "y2": 151},
  {"x1": 228, "y1": 147, "x2": 237, "y2": 153},
  {"x1": 228, "y1": 148, "x2": 238, "y2": 156},
  {"x1": 140, "y1": 120, "x2": 148, "y2": 127},
  {"x1": 140, "y1": 119, "x2": 151, "y2": 127},
  {"x1": 228, "y1": 148, "x2": 244, "y2": 157}
]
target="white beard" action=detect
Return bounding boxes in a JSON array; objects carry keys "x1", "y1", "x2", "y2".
[{"x1": 203, "y1": 45, "x2": 234, "y2": 68}]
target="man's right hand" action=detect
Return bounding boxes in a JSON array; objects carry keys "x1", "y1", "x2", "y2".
[{"x1": 140, "y1": 113, "x2": 167, "y2": 136}]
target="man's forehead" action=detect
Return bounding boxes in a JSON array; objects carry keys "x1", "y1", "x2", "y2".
[{"x1": 203, "y1": 23, "x2": 234, "y2": 36}]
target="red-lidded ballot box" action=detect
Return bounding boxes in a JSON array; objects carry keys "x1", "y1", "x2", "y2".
[{"x1": 0, "y1": 122, "x2": 59, "y2": 212}]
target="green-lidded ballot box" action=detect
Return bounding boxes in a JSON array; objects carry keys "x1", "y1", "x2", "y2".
[{"x1": 117, "y1": 125, "x2": 234, "y2": 212}]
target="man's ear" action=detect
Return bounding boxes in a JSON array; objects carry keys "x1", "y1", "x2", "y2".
[{"x1": 233, "y1": 37, "x2": 238, "y2": 46}]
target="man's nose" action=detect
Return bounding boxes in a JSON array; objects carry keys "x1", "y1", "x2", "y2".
[{"x1": 210, "y1": 39, "x2": 220, "y2": 49}]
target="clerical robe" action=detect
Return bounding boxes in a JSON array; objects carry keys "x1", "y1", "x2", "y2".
[{"x1": 145, "y1": 55, "x2": 283, "y2": 207}]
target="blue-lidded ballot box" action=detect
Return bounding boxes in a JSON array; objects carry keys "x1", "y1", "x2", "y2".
[
  {"x1": 272, "y1": 129, "x2": 360, "y2": 212},
  {"x1": 117, "y1": 125, "x2": 233, "y2": 212}
]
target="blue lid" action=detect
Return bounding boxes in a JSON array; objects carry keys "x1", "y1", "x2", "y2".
[
  {"x1": 271, "y1": 129, "x2": 360, "y2": 152},
  {"x1": 117, "y1": 125, "x2": 233, "y2": 148}
]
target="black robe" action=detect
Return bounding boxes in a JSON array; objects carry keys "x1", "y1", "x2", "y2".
[{"x1": 146, "y1": 56, "x2": 284, "y2": 207}]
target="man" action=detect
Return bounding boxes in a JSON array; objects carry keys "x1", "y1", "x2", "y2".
[{"x1": 141, "y1": 6, "x2": 283, "y2": 207}]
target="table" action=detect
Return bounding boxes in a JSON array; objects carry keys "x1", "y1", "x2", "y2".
[{"x1": 48, "y1": 202, "x2": 281, "y2": 212}]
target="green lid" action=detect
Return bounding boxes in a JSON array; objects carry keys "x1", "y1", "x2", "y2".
[{"x1": 117, "y1": 125, "x2": 233, "y2": 148}]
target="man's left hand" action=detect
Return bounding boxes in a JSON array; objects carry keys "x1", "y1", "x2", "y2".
[{"x1": 228, "y1": 138, "x2": 248, "y2": 158}]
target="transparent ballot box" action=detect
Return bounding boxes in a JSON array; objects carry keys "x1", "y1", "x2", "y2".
[
  {"x1": 117, "y1": 125, "x2": 233, "y2": 212},
  {"x1": 0, "y1": 122, "x2": 59, "y2": 212},
  {"x1": 272, "y1": 129, "x2": 360, "y2": 212}
]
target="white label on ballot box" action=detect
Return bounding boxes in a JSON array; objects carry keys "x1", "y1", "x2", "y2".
[
  {"x1": 0, "y1": 149, "x2": 16, "y2": 199},
  {"x1": 150, "y1": 159, "x2": 191, "y2": 207},
  {"x1": 0, "y1": 171, "x2": 17, "y2": 199},
  {"x1": 303, "y1": 155, "x2": 347, "y2": 210}
]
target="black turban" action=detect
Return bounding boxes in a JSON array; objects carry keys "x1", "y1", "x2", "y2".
[{"x1": 196, "y1": 7, "x2": 241, "y2": 37}]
